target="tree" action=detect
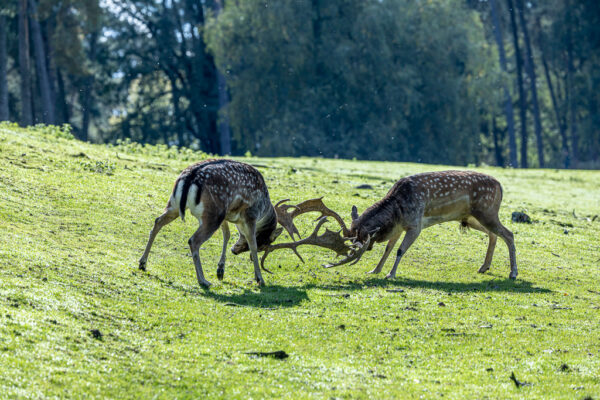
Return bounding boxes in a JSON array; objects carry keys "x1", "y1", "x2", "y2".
[
  {"x1": 18, "y1": 0, "x2": 33, "y2": 126},
  {"x1": 489, "y1": 0, "x2": 518, "y2": 167},
  {"x1": 565, "y1": 0, "x2": 578, "y2": 165},
  {"x1": 516, "y1": 0, "x2": 544, "y2": 167},
  {"x1": 29, "y1": 0, "x2": 55, "y2": 124},
  {"x1": 0, "y1": 13, "x2": 8, "y2": 121},
  {"x1": 80, "y1": 31, "x2": 97, "y2": 142},
  {"x1": 210, "y1": 0, "x2": 231, "y2": 155},
  {"x1": 536, "y1": 15, "x2": 569, "y2": 168},
  {"x1": 506, "y1": 0, "x2": 527, "y2": 167},
  {"x1": 103, "y1": 0, "x2": 221, "y2": 152}
]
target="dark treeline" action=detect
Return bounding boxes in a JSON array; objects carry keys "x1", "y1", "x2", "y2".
[{"x1": 0, "y1": 0, "x2": 598, "y2": 168}]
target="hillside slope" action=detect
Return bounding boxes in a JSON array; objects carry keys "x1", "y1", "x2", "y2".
[{"x1": 1, "y1": 124, "x2": 599, "y2": 399}]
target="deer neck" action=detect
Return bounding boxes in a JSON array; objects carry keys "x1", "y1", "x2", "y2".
[{"x1": 358, "y1": 199, "x2": 400, "y2": 242}]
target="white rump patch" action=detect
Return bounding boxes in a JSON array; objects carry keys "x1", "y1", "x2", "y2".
[
  {"x1": 186, "y1": 184, "x2": 199, "y2": 210},
  {"x1": 171, "y1": 179, "x2": 185, "y2": 209},
  {"x1": 190, "y1": 199, "x2": 205, "y2": 220}
]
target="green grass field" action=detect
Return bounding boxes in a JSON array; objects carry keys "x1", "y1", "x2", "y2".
[{"x1": 1, "y1": 123, "x2": 599, "y2": 399}]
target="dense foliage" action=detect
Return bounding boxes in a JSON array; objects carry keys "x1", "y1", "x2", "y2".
[
  {"x1": 1, "y1": 0, "x2": 599, "y2": 167},
  {"x1": 206, "y1": 0, "x2": 497, "y2": 164}
]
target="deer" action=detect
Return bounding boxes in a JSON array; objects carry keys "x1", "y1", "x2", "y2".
[
  {"x1": 138, "y1": 159, "x2": 290, "y2": 287},
  {"x1": 317, "y1": 170, "x2": 518, "y2": 280}
]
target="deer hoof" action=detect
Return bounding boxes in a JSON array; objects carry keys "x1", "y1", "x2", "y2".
[
  {"x1": 199, "y1": 279, "x2": 212, "y2": 288},
  {"x1": 256, "y1": 278, "x2": 265, "y2": 286},
  {"x1": 509, "y1": 273, "x2": 517, "y2": 280},
  {"x1": 366, "y1": 269, "x2": 381, "y2": 274},
  {"x1": 217, "y1": 268, "x2": 224, "y2": 280},
  {"x1": 478, "y1": 265, "x2": 490, "y2": 274},
  {"x1": 385, "y1": 273, "x2": 396, "y2": 280},
  {"x1": 138, "y1": 260, "x2": 146, "y2": 271}
]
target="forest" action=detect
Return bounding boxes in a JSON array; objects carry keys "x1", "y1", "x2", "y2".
[{"x1": 0, "y1": 0, "x2": 598, "y2": 168}]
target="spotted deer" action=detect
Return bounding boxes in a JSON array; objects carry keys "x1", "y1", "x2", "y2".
[
  {"x1": 138, "y1": 159, "x2": 284, "y2": 287},
  {"x1": 323, "y1": 170, "x2": 518, "y2": 279}
]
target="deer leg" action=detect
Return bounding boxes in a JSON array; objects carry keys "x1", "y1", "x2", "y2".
[
  {"x1": 465, "y1": 217, "x2": 497, "y2": 273},
  {"x1": 189, "y1": 215, "x2": 223, "y2": 288},
  {"x1": 367, "y1": 233, "x2": 401, "y2": 274},
  {"x1": 217, "y1": 222, "x2": 230, "y2": 280},
  {"x1": 139, "y1": 206, "x2": 179, "y2": 271},
  {"x1": 386, "y1": 228, "x2": 421, "y2": 280},
  {"x1": 248, "y1": 234, "x2": 265, "y2": 286},
  {"x1": 237, "y1": 220, "x2": 265, "y2": 286},
  {"x1": 474, "y1": 215, "x2": 517, "y2": 279}
]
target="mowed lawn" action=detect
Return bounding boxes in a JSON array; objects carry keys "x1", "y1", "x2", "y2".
[{"x1": 1, "y1": 124, "x2": 599, "y2": 399}]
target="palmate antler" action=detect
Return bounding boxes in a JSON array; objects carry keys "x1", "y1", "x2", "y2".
[
  {"x1": 322, "y1": 234, "x2": 372, "y2": 268},
  {"x1": 260, "y1": 217, "x2": 355, "y2": 269},
  {"x1": 263, "y1": 197, "x2": 374, "y2": 269},
  {"x1": 274, "y1": 197, "x2": 351, "y2": 241}
]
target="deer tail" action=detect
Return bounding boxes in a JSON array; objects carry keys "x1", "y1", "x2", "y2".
[{"x1": 177, "y1": 175, "x2": 192, "y2": 222}]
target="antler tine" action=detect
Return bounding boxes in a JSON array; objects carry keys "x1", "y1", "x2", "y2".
[
  {"x1": 260, "y1": 240, "x2": 305, "y2": 269},
  {"x1": 260, "y1": 217, "x2": 356, "y2": 269},
  {"x1": 260, "y1": 217, "x2": 330, "y2": 269},
  {"x1": 323, "y1": 234, "x2": 372, "y2": 269},
  {"x1": 274, "y1": 196, "x2": 352, "y2": 242},
  {"x1": 306, "y1": 215, "x2": 330, "y2": 238},
  {"x1": 274, "y1": 199, "x2": 289, "y2": 207},
  {"x1": 289, "y1": 197, "x2": 352, "y2": 237},
  {"x1": 274, "y1": 199, "x2": 300, "y2": 211},
  {"x1": 273, "y1": 199, "x2": 301, "y2": 240}
]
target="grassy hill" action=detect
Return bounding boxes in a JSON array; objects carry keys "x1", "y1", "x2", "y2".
[{"x1": 1, "y1": 123, "x2": 599, "y2": 399}]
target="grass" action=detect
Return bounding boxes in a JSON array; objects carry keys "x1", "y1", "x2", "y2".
[{"x1": 0, "y1": 123, "x2": 599, "y2": 399}]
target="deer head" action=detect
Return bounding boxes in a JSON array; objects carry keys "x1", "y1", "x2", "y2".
[{"x1": 348, "y1": 204, "x2": 381, "y2": 249}]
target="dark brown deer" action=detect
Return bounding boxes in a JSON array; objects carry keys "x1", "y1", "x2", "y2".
[
  {"x1": 138, "y1": 159, "x2": 285, "y2": 287},
  {"x1": 323, "y1": 170, "x2": 518, "y2": 279}
]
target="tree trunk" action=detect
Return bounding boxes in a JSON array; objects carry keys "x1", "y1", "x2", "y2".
[
  {"x1": 539, "y1": 35, "x2": 569, "y2": 168},
  {"x1": 168, "y1": 75, "x2": 184, "y2": 147},
  {"x1": 28, "y1": 0, "x2": 55, "y2": 125},
  {"x1": 516, "y1": 0, "x2": 544, "y2": 167},
  {"x1": 177, "y1": 0, "x2": 216, "y2": 152},
  {"x1": 588, "y1": 98, "x2": 598, "y2": 163},
  {"x1": 492, "y1": 116, "x2": 505, "y2": 167},
  {"x1": 489, "y1": 0, "x2": 518, "y2": 167},
  {"x1": 566, "y1": 2, "x2": 578, "y2": 165},
  {"x1": 211, "y1": 0, "x2": 232, "y2": 155},
  {"x1": 19, "y1": 0, "x2": 33, "y2": 126},
  {"x1": 81, "y1": 32, "x2": 98, "y2": 142},
  {"x1": 43, "y1": 20, "x2": 59, "y2": 123},
  {"x1": 0, "y1": 15, "x2": 9, "y2": 121},
  {"x1": 55, "y1": 68, "x2": 70, "y2": 125},
  {"x1": 506, "y1": 0, "x2": 527, "y2": 168}
]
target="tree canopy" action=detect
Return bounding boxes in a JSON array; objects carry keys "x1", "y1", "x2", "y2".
[{"x1": 1, "y1": 0, "x2": 598, "y2": 168}]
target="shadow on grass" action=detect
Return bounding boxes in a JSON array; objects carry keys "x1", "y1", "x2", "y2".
[
  {"x1": 144, "y1": 271, "x2": 309, "y2": 308},
  {"x1": 303, "y1": 275, "x2": 552, "y2": 294},
  {"x1": 203, "y1": 285, "x2": 309, "y2": 308},
  {"x1": 143, "y1": 271, "x2": 549, "y2": 308}
]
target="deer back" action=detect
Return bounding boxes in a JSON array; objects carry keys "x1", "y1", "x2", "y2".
[{"x1": 172, "y1": 160, "x2": 272, "y2": 222}]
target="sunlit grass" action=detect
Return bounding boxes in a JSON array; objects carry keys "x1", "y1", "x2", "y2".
[{"x1": 1, "y1": 123, "x2": 599, "y2": 399}]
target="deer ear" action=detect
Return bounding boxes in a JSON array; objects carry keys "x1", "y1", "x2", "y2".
[{"x1": 351, "y1": 205, "x2": 359, "y2": 221}]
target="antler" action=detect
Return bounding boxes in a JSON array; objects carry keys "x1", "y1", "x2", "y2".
[
  {"x1": 260, "y1": 217, "x2": 354, "y2": 269},
  {"x1": 274, "y1": 197, "x2": 351, "y2": 240},
  {"x1": 273, "y1": 199, "x2": 301, "y2": 240},
  {"x1": 322, "y1": 234, "x2": 372, "y2": 268}
]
